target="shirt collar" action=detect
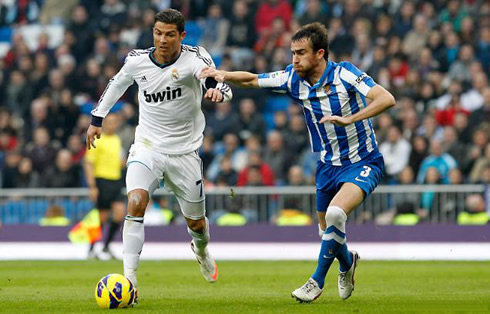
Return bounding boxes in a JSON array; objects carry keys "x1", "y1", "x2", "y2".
[
  {"x1": 149, "y1": 47, "x2": 181, "y2": 69},
  {"x1": 300, "y1": 61, "x2": 334, "y2": 89}
]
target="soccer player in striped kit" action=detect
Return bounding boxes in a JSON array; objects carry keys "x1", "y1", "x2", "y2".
[
  {"x1": 199, "y1": 22, "x2": 395, "y2": 302},
  {"x1": 86, "y1": 9, "x2": 233, "y2": 304}
]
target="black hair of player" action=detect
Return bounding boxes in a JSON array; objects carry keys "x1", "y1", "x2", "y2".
[
  {"x1": 154, "y1": 9, "x2": 185, "y2": 33},
  {"x1": 292, "y1": 22, "x2": 329, "y2": 60}
]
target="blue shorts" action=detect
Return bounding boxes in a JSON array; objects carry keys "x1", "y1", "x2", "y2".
[{"x1": 316, "y1": 154, "x2": 385, "y2": 212}]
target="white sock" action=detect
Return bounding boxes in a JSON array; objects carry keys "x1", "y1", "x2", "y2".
[
  {"x1": 326, "y1": 206, "x2": 347, "y2": 234},
  {"x1": 123, "y1": 216, "x2": 144, "y2": 288},
  {"x1": 187, "y1": 217, "x2": 210, "y2": 257}
]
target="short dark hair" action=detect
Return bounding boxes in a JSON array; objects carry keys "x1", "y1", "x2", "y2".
[
  {"x1": 154, "y1": 9, "x2": 185, "y2": 33},
  {"x1": 292, "y1": 22, "x2": 329, "y2": 60}
]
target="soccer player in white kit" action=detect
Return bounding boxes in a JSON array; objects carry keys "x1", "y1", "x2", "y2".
[{"x1": 86, "y1": 9, "x2": 232, "y2": 303}]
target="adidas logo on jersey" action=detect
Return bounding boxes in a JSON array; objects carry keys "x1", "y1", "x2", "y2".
[
  {"x1": 141, "y1": 76, "x2": 147, "y2": 82},
  {"x1": 144, "y1": 87, "x2": 182, "y2": 103}
]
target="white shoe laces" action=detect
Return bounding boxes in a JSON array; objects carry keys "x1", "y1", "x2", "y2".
[
  {"x1": 302, "y1": 279, "x2": 319, "y2": 294},
  {"x1": 339, "y1": 272, "x2": 347, "y2": 286},
  {"x1": 202, "y1": 256, "x2": 214, "y2": 271}
]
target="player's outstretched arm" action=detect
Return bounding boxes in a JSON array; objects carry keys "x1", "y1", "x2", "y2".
[
  {"x1": 87, "y1": 52, "x2": 135, "y2": 147},
  {"x1": 320, "y1": 85, "x2": 395, "y2": 126},
  {"x1": 199, "y1": 67, "x2": 259, "y2": 88}
]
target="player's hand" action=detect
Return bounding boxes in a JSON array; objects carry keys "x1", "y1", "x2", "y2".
[
  {"x1": 86, "y1": 125, "x2": 102, "y2": 150},
  {"x1": 89, "y1": 186, "x2": 99, "y2": 203},
  {"x1": 204, "y1": 88, "x2": 224, "y2": 102},
  {"x1": 198, "y1": 67, "x2": 225, "y2": 82},
  {"x1": 319, "y1": 115, "x2": 353, "y2": 127}
]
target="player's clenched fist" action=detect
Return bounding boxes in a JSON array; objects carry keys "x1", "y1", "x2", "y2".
[
  {"x1": 204, "y1": 88, "x2": 223, "y2": 102},
  {"x1": 86, "y1": 125, "x2": 102, "y2": 150},
  {"x1": 198, "y1": 66, "x2": 225, "y2": 82}
]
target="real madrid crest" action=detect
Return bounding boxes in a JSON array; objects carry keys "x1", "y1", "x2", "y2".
[{"x1": 171, "y1": 68, "x2": 180, "y2": 81}]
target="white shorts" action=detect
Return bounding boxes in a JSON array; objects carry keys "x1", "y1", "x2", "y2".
[{"x1": 126, "y1": 143, "x2": 205, "y2": 220}]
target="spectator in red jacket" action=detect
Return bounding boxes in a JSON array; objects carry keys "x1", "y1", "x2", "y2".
[
  {"x1": 255, "y1": 0, "x2": 292, "y2": 35},
  {"x1": 237, "y1": 150, "x2": 275, "y2": 186},
  {"x1": 435, "y1": 95, "x2": 470, "y2": 126}
]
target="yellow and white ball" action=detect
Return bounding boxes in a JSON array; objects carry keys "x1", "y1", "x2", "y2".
[{"x1": 95, "y1": 274, "x2": 135, "y2": 309}]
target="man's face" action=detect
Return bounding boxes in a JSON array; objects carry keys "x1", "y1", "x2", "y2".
[
  {"x1": 103, "y1": 115, "x2": 120, "y2": 135},
  {"x1": 153, "y1": 22, "x2": 185, "y2": 57},
  {"x1": 387, "y1": 127, "x2": 400, "y2": 143},
  {"x1": 291, "y1": 38, "x2": 323, "y2": 78},
  {"x1": 430, "y1": 140, "x2": 442, "y2": 156},
  {"x1": 482, "y1": 87, "x2": 490, "y2": 105}
]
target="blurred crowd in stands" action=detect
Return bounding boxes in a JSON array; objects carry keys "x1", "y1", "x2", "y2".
[{"x1": 0, "y1": 0, "x2": 489, "y2": 193}]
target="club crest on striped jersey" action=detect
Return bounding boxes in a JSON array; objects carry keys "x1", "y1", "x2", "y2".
[{"x1": 324, "y1": 84, "x2": 331, "y2": 94}]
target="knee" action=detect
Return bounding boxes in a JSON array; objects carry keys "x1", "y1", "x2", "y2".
[
  {"x1": 326, "y1": 206, "x2": 347, "y2": 225},
  {"x1": 127, "y1": 190, "x2": 149, "y2": 216},
  {"x1": 187, "y1": 218, "x2": 206, "y2": 233}
]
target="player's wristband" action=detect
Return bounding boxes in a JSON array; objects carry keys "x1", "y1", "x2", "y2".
[
  {"x1": 217, "y1": 82, "x2": 232, "y2": 102},
  {"x1": 91, "y1": 115, "x2": 103, "y2": 127}
]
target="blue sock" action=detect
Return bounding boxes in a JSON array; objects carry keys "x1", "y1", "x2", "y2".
[
  {"x1": 311, "y1": 225, "x2": 345, "y2": 288},
  {"x1": 311, "y1": 206, "x2": 348, "y2": 289},
  {"x1": 337, "y1": 243, "x2": 353, "y2": 272}
]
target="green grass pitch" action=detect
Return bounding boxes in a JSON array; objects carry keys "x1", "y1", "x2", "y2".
[{"x1": 0, "y1": 260, "x2": 489, "y2": 313}]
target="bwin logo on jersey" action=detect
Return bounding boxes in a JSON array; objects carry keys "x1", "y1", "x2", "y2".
[{"x1": 144, "y1": 87, "x2": 182, "y2": 103}]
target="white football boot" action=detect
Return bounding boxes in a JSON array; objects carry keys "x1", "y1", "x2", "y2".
[
  {"x1": 129, "y1": 288, "x2": 139, "y2": 307},
  {"x1": 291, "y1": 278, "x2": 323, "y2": 303},
  {"x1": 126, "y1": 277, "x2": 138, "y2": 307},
  {"x1": 338, "y1": 251, "x2": 360, "y2": 300},
  {"x1": 191, "y1": 241, "x2": 218, "y2": 283}
]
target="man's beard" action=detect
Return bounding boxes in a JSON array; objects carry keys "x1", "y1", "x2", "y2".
[
  {"x1": 296, "y1": 61, "x2": 317, "y2": 78},
  {"x1": 295, "y1": 66, "x2": 308, "y2": 77},
  {"x1": 299, "y1": 68, "x2": 315, "y2": 79}
]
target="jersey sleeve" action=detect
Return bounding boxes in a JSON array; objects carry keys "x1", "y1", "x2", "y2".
[
  {"x1": 90, "y1": 53, "x2": 135, "y2": 126},
  {"x1": 192, "y1": 46, "x2": 216, "y2": 77},
  {"x1": 193, "y1": 46, "x2": 233, "y2": 102},
  {"x1": 338, "y1": 62, "x2": 376, "y2": 97},
  {"x1": 257, "y1": 64, "x2": 293, "y2": 93}
]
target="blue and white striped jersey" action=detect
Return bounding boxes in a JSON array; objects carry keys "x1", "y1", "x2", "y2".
[{"x1": 258, "y1": 61, "x2": 381, "y2": 166}]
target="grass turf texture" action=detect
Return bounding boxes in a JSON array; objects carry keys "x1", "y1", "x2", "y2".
[{"x1": 0, "y1": 260, "x2": 489, "y2": 313}]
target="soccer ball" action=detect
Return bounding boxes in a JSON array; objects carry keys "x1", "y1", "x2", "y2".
[{"x1": 94, "y1": 274, "x2": 135, "y2": 309}]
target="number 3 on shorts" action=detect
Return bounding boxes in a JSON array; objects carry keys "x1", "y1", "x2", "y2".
[{"x1": 360, "y1": 166, "x2": 372, "y2": 177}]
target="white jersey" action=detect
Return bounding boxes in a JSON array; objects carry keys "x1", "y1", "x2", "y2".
[{"x1": 91, "y1": 45, "x2": 231, "y2": 154}]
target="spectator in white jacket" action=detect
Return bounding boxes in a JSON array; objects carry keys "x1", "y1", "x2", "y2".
[{"x1": 379, "y1": 125, "x2": 412, "y2": 183}]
